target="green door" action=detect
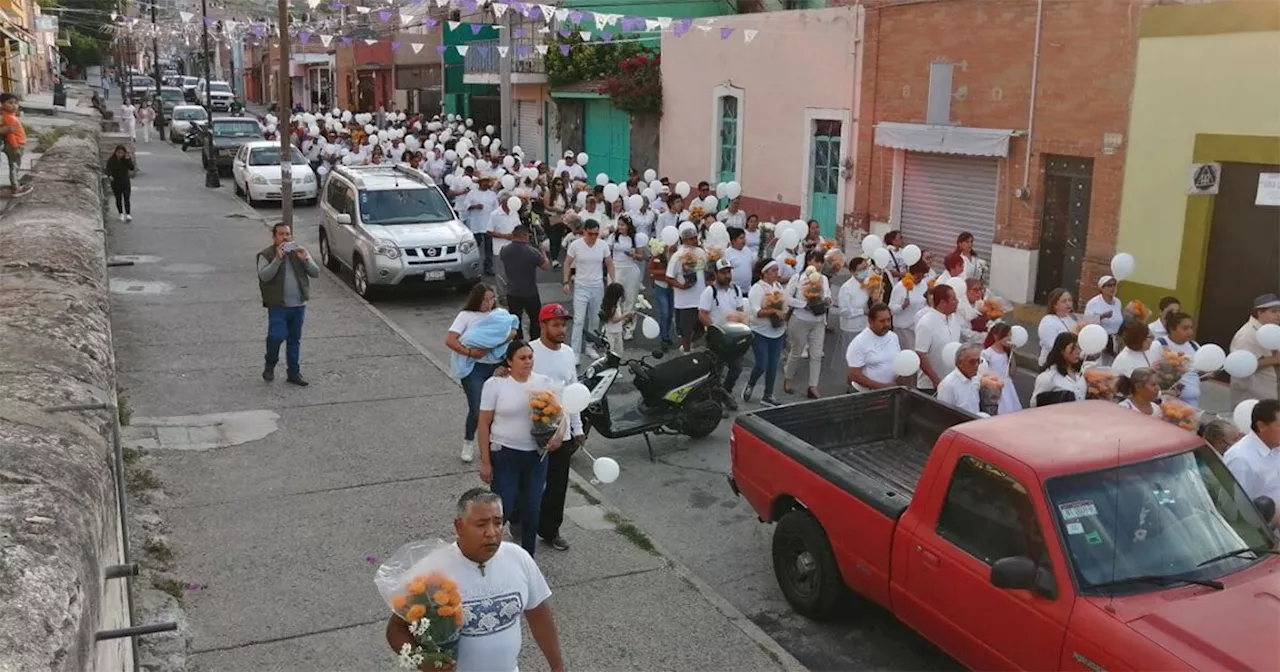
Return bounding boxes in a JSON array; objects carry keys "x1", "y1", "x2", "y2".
[
  {"x1": 809, "y1": 120, "x2": 842, "y2": 238},
  {"x1": 584, "y1": 98, "x2": 631, "y2": 184}
]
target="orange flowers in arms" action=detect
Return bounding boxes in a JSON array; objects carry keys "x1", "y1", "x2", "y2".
[
  {"x1": 529, "y1": 389, "x2": 565, "y2": 449},
  {"x1": 784, "y1": 256, "x2": 797, "y2": 267},
  {"x1": 375, "y1": 546, "x2": 467, "y2": 670},
  {"x1": 901, "y1": 273, "x2": 917, "y2": 291},
  {"x1": 1159, "y1": 399, "x2": 1198, "y2": 431},
  {"x1": 1154, "y1": 347, "x2": 1190, "y2": 390},
  {"x1": 1084, "y1": 367, "x2": 1118, "y2": 400},
  {"x1": 1125, "y1": 299, "x2": 1150, "y2": 322},
  {"x1": 979, "y1": 297, "x2": 1012, "y2": 320}
]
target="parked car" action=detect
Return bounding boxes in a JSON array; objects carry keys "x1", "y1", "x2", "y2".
[
  {"x1": 155, "y1": 86, "x2": 185, "y2": 116},
  {"x1": 730, "y1": 391, "x2": 1279, "y2": 671},
  {"x1": 232, "y1": 141, "x2": 318, "y2": 207},
  {"x1": 318, "y1": 164, "x2": 481, "y2": 299},
  {"x1": 180, "y1": 76, "x2": 199, "y2": 102},
  {"x1": 195, "y1": 79, "x2": 235, "y2": 112},
  {"x1": 198, "y1": 117, "x2": 265, "y2": 173},
  {"x1": 127, "y1": 75, "x2": 154, "y2": 105},
  {"x1": 168, "y1": 104, "x2": 208, "y2": 143}
]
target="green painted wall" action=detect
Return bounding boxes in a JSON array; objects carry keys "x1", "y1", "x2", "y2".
[
  {"x1": 559, "y1": 0, "x2": 736, "y2": 21},
  {"x1": 443, "y1": 24, "x2": 499, "y2": 115}
]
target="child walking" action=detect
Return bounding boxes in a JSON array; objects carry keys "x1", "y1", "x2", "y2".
[
  {"x1": 601, "y1": 282, "x2": 633, "y2": 355},
  {"x1": 0, "y1": 93, "x2": 31, "y2": 196}
]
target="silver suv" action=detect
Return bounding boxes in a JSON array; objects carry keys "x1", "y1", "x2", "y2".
[{"x1": 318, "y1": 164, "x2": 482, "y2": 299}]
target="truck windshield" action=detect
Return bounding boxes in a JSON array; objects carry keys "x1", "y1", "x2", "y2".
[
  {"x1": 1046, "y1": 445, "x2": 1274, "y2": 595},
  {"x1": 358, "y1": 188, "x2": 454, "y2": 225},
  {"x1": 213, "y1": 121, "x2": 262, "y2": 138}
]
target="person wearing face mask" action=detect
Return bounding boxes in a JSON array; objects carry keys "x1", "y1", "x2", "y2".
[
  {"x1": 833, "y1": 257, "x2": 871, "y2": 374},
  {"x1": 1085, "y1": 276, "x2": 1124, "y2": 355},
  {"x1": 1147, "y1": 312, "x2": 1203, "y2": 407}
]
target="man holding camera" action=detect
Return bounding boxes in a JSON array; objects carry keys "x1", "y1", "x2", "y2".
[{"x1": 257, "y1": 222, "x2": 320, "y2": 386}]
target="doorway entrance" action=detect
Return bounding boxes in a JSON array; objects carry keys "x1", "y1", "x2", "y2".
[
  {"x1": 1198, "y1": 161, "x2": 1280, "y2": 347},
  {"x1": 808, "y1": 119, "x2": 841, "y2": 239},
  {"x1": 1035, "y1": 156, "x2": 1094, "y2": 305}
]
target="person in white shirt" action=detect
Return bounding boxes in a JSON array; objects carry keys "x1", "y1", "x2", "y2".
[
  {"x1": 723, "y1": 227, "x2": 756, "y2": 294},
  {"x1": 120, "y1": 101, "x2": 137, "y2": 140},
  {"x1": 1147, "y1": 312, "x2": 1202, "y2": 407},
  {"x1": 655, "y1": 195, "x2": 685, "y2": 237},
  {"x1": 772, "y1": 240, "x2": 803, "y2": 284},
  {"x1": 609, "y1": 216, "x2": 645, "y2": 340},
  {"x1": 955, "y1": 231, "x2": 985, "y2": 281},
  {"x1": 847, "y1": 303, "x2": 901, "y2": 392},
  {"x1": 744, "y1": 260, "x2": 787, "y2": 406},
  {"x1": 1111, "y1": 320, "x2": 1154, "y2": 378},
  {"x1": 743, "y1": 214, "x2": 762, "y2": 256},
  {"x1": 914, "y1": 284, "x2": 965, "y2": 392},
  {"x1": 1222, "y1": 399, "x2": 1280, "y2": 519},
  {"x1": 698, "y1": 258, "x2": 746, "y2": 407},
  {"x1": 464, "y1": 175, "x2": 500, "y2": 276},
  {"x1": 937, "y1": 343, "x2": 983, "y2": 414},
  {"x1": 528, "y1": 305, "x2": 586, "y2": 552},
  {"x1": 489, "y1": 193, "x2": 522, "y2": 297},
  {"x1": 888, "y1": 257, "x2": 931, "y2": 350},
  {"x1": 1117, "y1": 367, "x2": 1164, "y2": 418},
  {"x1": 782, "y1": 250, "x2": 833, "y2": 399},
  {"x1": 562, "y1": 220, "x2": 615, "y2": 357},
  {"x1": 1038, "y1": 288, "x2": 1079, "y2": 368},
  {"x1": 1229, "y1": 293, "x2": 1280, "y2": 405},
  {"x1": 1084, "y1": 275, "x2": 1124, "y2": 354},
  {"x1": 386, "y1": 489, "x2": 565, "y2": 672},
  {"x1": 834, "y1": 257, "x2": 871, "y2": 374},
  {"x1": 716, "y1": 198, "x2": 747, "y2": 229},
  {"x1": 556, "y1": 150, "x2": 587, "y2": 183},
  {"x1": 630, "y1": 200, "x2": 656, "y2": 239},
  {"x1": 1148, "y1": 296, "x2": 1181, "y2": 339},
  {"x1": 1031, "y1": 332, "x2": 1086, "y2": 406},
  {"x1": 665, "y1": 223, "x2": 709, "y2": 352},
  {"x1": 980, "y1": 323, "x2": 1023, "y2": 414}
]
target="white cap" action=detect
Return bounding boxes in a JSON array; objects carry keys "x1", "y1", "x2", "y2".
[
  {"x1": 1097, "y1": 275, "x2": 1116, "y2": 288},
  {"x1": 678, "y1": 223, "x2": 698, "y2": 239},
  {"x1": 564, "y1": 150, "x2": 575, "y2": 158},
  {"x1": 715, "y1": 258, "x2": 734, "y2": 270}
]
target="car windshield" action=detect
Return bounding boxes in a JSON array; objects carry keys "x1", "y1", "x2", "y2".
[
  {"x1": 173, "y1": 108, "x2": 207, "y2": 121},
  {"x1": 248, "y1": 147, "x2": 307, "y2": 166},
  {"x1": 183, "y1": 77, "x2": 198, "y2": 86},
  {"x1": 160, "y1": 90, "x2": 183, "y2": 101},
  {"x1": 358, "y1": 187, "x2": 455, "y2": 225},
  {"x1": 213, "y1": 121, "x2": 261, "y2": 138},
  {"x1": 209, "y1": 82, "x2": 232, "y2": 93},
  {"x1": 131, "y1": 77, "x2": 153, "y2": 88},
  {"x1": 1046, "y1": 445, "x2": 1274, "y2": 596}
]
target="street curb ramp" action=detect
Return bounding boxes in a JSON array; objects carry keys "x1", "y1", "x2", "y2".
[{"x1": 0, "y1": 133, "x2": 133, "y2": 670}]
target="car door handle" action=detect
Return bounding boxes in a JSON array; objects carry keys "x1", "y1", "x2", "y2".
[{"x1": 916, "y1": 545, "x2": 941, "y2": 569}]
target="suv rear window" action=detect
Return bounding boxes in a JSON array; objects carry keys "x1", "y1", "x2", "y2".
[{"x1": 358, "y1": 188, "x2": 455, "y2": 225}]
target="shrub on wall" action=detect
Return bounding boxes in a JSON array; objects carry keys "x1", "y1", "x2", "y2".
[
  {"x1": 601, "y1": 51, "x2": 661, "y2": 115},
  {"x1": 545, "y1": 35, "x2": 662, "y2": 115}
]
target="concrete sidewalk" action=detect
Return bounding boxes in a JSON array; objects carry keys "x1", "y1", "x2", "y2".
[{"x1": 107, "y1": 137, "x2": 797, "y2": 669}]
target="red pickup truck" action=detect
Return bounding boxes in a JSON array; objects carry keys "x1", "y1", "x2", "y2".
[{"x1": 729, "y1": 389, "x2": 1280, "y2": 670}]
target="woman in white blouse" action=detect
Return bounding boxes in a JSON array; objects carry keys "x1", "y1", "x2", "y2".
[
  {"x1": 1147, "y1": 311, "x2": 1202, "y2": 407},
  {"x1": 847, "y1": 303, "x2": 902, "y2": 392},
  {"x1": 783, "y1": 250, "x2": 833, "y2": 399},
  {"x1": 954, "y1": 231, "x2": 984, "y2": 280},
  {"x1": 1032, "y1": 332, "x2": 1087, "y2": 406},
  {"x1": 1037, "y1": 288, "x2": 1078, "y2": 368},
  {"x1": 743, "y1": 260, "x2": 788, "y2": 406},
  {"x1": 610, "y1": 216, "x2": 644, "y2": 340},
  {"x1": 833, "y1": 256, "x2": 871, "y2": 373},
  {"x1": 1084, "y1": 275, "x2": 1124, "y2": 354},
  {"x1": 1118, "y1": 367, "x2": 1164, "y2": 418},
  {"x1": 744, "y1": 214, "x2": 762, "y2": 257},
  {"x1": 889, "y1": 258, "x2": 931, "y2": 350},
  {"x1": 630, "y1": 198, "x2": 656, "y2": 239},
  {"x1": 1111, "y1": 320, "x2": 1155, "y2": 378}
]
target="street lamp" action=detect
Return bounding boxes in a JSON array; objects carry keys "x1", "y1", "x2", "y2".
[{"x1": 201, "y1": 0, "x2": 220, "y2": 188}]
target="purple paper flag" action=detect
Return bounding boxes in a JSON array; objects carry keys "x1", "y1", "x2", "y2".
[
  {"x1": 410, "y1": 0, "x2": 423, "y2": 5},
  {"x1": 330, "y1": 1, "x2": 345, "y2": 9},
  {"x1": 559, "y1": 44, "x2": 570, "y2": 56},
  {"x1": 427, "y1": 18, "x2": 438, "y2": 27},
  {"x1": 601, "y1": 31, "x2": 613, "y2": 42},
  {"x1": 391, "y1": 40, "x2": 401, "y2": 49},
  {"x1": 251, "y1": 23, "x2": 266, "y2": 37},
  {"x1": 204, "y1": 17, "x2": 215, "y2": 27},
  {"x1": 462, "y1": 0, "x2": 476, "y2": 12},
  {"x1": 470, "y1": 23, "x2": 483, "y2": 35},
  {"x1": 529, "y1": 5, "x2": 543, "y2": 20},
  {"x1": 378, "y1": 9, "x2": 391, "y2": 22},
  {"x1": 720, "y1": 27, "x2": 733, "y2": 40},
  {"x1": 298, "y1": 31, "x2": 311, "y2": 43},
  {"x1": 517, "y1": 44, "x2": 530, "y2": 57},
  {"x1": 558, "y1": 28, "x2": 571, "y2": 38},
  {"x1": 341, "y1": 36, "x2": 353, "y2": 46},
  {"x1": 436, "y1": 45, "x2": 448, "y2": 55},
  {"x1": 568, "y1": 10, "x2": 583, "y2": 24},
  {"x1": 514, "y1": 27, "x2": 524, "y2": 38},
  {"x1": 672, "y1": 18, "x2": 692, "y2": 37},
  {"x1": 476, "y1": 45, "x2": 489, "y2": 56}
]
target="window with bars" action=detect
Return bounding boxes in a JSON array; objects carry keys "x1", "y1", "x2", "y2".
[
  {"x1": 717, "y1": 95, "x2": 739, "y2": 182},
  {"x1": 811, "y1": 120, "x2": 841, "y2": 196}
]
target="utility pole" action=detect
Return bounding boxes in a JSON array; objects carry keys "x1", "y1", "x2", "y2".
[
  {"x1": 277, "y1": 0, "x2": 293, "y2": 226},
  {"x1": 498, "y1": 9, "x2": 512, "y2": 151},
  {"x1": 151, "y1": 0, "x2": 165, "y2": 131},
  {"x1": 201, "y1": 0, "x2": 220, "y2": 187}
]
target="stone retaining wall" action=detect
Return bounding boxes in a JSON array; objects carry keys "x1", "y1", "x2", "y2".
[{"x1": 0, "y1": 131, "x2": 132, "y2": 670}]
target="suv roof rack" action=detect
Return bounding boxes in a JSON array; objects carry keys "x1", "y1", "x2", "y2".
[
  {"x1": 331, "y1": 164, "x2": 366, "y2": 188},
  {"x1": 392, "y1": 163, "x2": 436, "y2": 186}
]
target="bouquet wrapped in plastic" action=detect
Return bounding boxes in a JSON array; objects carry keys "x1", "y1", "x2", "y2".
[
  {"x1": 688, "y1": 206, "x2": 707, "y2": 223},
  {"x1": 528, "y1": 387, "x2": 565, "y2": 449},
  {"x1": 822, "y1": 248, "x2": 845, "y2": 276},
  {"x1": 764, "y1": 288, "x2": 787, "y2": 328},
  {"x1": 1125, "y1": 299, "x2": 1150, "y2": 322},
  {"x1": 978, "y1": 296, "x2": 1012, "y2": 320},
  {"x1": 801, "y1": 267, "x2": 827, "y2": 316},
  {"x1": 374, "y1": 540, "x2": 465, "y2": 670},
  {"x1": 979, "y1": 374, "x2": 1004, "y2": 416},
  {"x1": 1154, "y1": 347, "x2": 1189, "y2": 391},
  {"x1": 705, "y1": 245, "x2": 724, "y2": 264},
  {"x1": 679, "y1": 248, "x2": 707, "y2": 286},
  {"x1": 1084, "y1": 367, "x2": 1118, "y2": 401},
  {"x1": 1159, "y1": 398, "x2": 1198, "y2": 431}
]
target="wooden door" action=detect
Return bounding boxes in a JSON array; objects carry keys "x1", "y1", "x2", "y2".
[
  {"x1": 809, "y1": 120, "x2": 841, "y2": 238},
  {"x1": 1035, "y1": 156, "x2": 1093, "y2": 305}
]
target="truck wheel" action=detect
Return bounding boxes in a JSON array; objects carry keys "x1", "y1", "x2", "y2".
[
  {"x1": 681, "y1": 395, "x2": 722, "y2": 439},
  {"x1": 773, "y1": 510, "x2": 848, "y2": 621}
]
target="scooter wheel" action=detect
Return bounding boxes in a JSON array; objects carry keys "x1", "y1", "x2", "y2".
[{"x1": 682, "y1": 397, "x2": 722, "y2": 439}]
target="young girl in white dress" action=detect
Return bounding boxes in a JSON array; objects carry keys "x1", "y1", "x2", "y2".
[{"x1": 980, "y1": 323, "x2": 1023, "y2": 414}]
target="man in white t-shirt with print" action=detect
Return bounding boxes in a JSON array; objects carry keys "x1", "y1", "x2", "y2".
[
  {"x1": 914, "y1": 284, "x2": 965, "y2": 392},
  {"x1": 386, "y1": 489, "x2": 564, "y2": 672},
  {"x1": 562, "y1": 219, "x2": 615, "y2": 358},
  {"x1": 666, "y1": 223, "x2": 708, "y2": 353},
  {"x1": 698, "y1": 257, "x2": 746, "y2": 408}
]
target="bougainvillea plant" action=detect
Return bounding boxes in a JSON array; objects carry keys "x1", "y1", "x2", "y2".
[
  {"x1": 601, "y1": 49, "x2": 661, "y2": 114},
  {"x1": 546, "y1": 36, "x2": 662, "y2": 115}
]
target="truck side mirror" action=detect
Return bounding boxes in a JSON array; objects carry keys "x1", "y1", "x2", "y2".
[{"x1": 991, "y1": 556, "x2": 1057, "y2": 600}]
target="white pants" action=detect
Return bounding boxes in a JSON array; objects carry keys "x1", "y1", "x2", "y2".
[
  {"x1": 784, "y1": 318, "x2": 826, "y2": 388},
  {"x1": 123, "y1": 119, "x2": 136, "y2": 140},
  {"x1": 615, "y1": 261, "x2": 642, "y2": 336},
  {"x1": 139, "y1": 123, "x2": 150, "y2": 143},
  {"x1": 571, "y1": 283, "x2": 605, "y2": 354}
]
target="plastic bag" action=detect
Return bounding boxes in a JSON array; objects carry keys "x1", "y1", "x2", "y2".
[
  {"x1": 1084, "y1": 366, "x2": 1118, "y2": 401},
  {"x1": 373, "y1": 540, "x2": 464, "y2": 669}
]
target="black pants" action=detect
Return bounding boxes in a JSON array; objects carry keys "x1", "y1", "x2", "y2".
[
  {"x1": 548, "y1": 222, "x2": 569, "y2": 262},
  {"x1": 538, "y1": 441, "x2": 579, "y2": 542},
  {"x1": 507, "y1": 294, "x2": 542, "y2": 341},
  {"x1": 112, "y1": 182, "x2": 131, "y2": 214}
]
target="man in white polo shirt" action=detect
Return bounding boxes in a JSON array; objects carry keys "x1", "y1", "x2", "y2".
[
  {"x1": 937, "y1": 343, "x2": 982, "y2": 414},
  {"x1": 1223, "y1": 398, "x2": 1280, "y2": 524},
  {"x1": 914, "y1": 284, "x2": 965, "y2": 392}
]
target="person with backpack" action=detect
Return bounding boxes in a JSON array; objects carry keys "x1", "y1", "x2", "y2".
[
  {"x1": 1147, "y1": 311, "x2": 1203, "y2": 407},
  {"x1": 0, "y1": 93, "x2": 30, "y2": 196},
  {"x1": 698, "y1": 257, "x2": 746, "y2": 409}
]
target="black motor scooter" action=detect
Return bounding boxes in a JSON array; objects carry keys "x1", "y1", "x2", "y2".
[{"x1": 578, "y1": 322, "x2": 754, "y2": 460}]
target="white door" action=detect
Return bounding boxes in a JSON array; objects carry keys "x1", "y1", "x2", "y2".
[
  {"x1": 899, "y1": 152, "x2": 999, "y2": 265},
  {"x1": 516, "y1": 100, "x2": 542, "y2": 163}
]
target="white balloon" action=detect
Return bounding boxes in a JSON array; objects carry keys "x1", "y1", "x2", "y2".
[
  {"x1": 648, "y1": 179, "x2": 663, "y2": 192},
  {"x1": 627, "y1": 194, "x2": 644, "y2": 211},
  {"x1": 1078, "y1": 324, "x2": 1109, "y2": 356},
  {"x1": 603, "y1": 184, "x2": 621, "y2": 203},
  {"x1": 725, "y1": 181, "x2": 742, "y2": 200},
  {"x1": 1010, "y1": 325, "x2": 1029, "y2": 348},
  {"x1": 485, "y1": 124, "x2": 494, "y2": 135},
  {"x1": 561, "y1": 383, "x2": 592, "y2": 414},
  {"x1": 465, "y1": 117, "x2": 474, "y2": 127},
  {"x1": 942, "y1": 342, "x2": 961, "y2": 371},
  {"x1": 592, "y1": 457, "x2": 620, "y2": 484},
  {"x1": 641, "y1": 188, "x2": 657, "y2": 201},
  {"x1": 502, "y1": 155, "x2": 515, "y2": 169},
  {"x1": 1224, "y1": 350, "x2": 1259, "y2": 378},
  {"x1": 862, "y1": 234, "x2": 884, "y2": 256},
  {"x1": 491, "y1": 138, "x2": 501, "y2": 150},
  {"x1": 1193, "y1": 343, "x2": 1226, "y2": 372},
  {"x1": 513, "y1": 145, "x2": 523, "y2": 155},
  {"x1": 635, "y1": 232, "x2": 649, "y2": 248},
  {"x1": 715, "y1": 183, "x2": 727, "y2": 199},
  {"x1": 893, "y1": 350, "x2": 921, "y2": 377},
  {"x1": 462, "y1": 157, "x2": 475, "y2": 169},
  {"x1": 576, "y1": 191, "x2": 588, "y2": 207},
  {"x1": 675, "y1": 181, "x2": 691, "y2": 197},
  {"x1": 872, "y1": 247, "x2": 892, "y2": 269},
  {"x1": 947, "y1": 277, "x2": 968, "y2": 297},
  {"x1": 1110, "y1": 253, "x2": 1136, "y2": 281},
  {"x1": 444, "y1": 149, "x2": 457, "y2": 162},
  {"x1": 595, "y1": 173, "x2": 610, "y2": 187},
  {"x1": 507, "y1": 196, "x2": 522, "y2": 212},
  {"x1": 660, "y1": 226, "x2": 680, "y2": 246},
  {"x1": 1258, "y1": 323, "x2": 1280, "y2": 350},
  {"x1": 500, "y1": 175, "x2": 516, "y2": 191},
  {"x1": 902, "y1": 244, "x2": 922, "y2": 267},
  {"x1": 1234, "y1": 399, "x2": 1259, "y2": 431},
  {"x1": 641, "y1": 315, "x2": 660, "y2": 339},
  {"x1": 778, "y1": 229, "x2": 801, "y2": 251},
  {"x1": 709, "y1": 222, "x2": 728, "y2": 238},
  {"x1": 577, "y1": 152, "x2": 589, "y2": 166},
  {"x1": 481, "y1": 135, "x2": 490, "y2": 147},
  {"x1": 643, "y1": 168, "x2": 657, "y2": 183},
  {"x1": 786, "y1": 220, "x2": 808, "y2": 239},
  {"x1": 702, "y1": 196, "x2": 720, "y2": 212}
]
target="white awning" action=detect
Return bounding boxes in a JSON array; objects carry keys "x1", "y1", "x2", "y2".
[{"x1": 874, "y1": 122, "x2": 1016, "y2": 158}]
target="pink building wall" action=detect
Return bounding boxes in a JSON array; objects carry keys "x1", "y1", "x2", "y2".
[{"x1": 658, "y1": 7, "x2": 861, "y2": 223}]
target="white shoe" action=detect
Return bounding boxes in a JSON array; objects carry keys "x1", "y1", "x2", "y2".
[
  {"x1": 125, "y1": 214, "x2": 132, "y2": 221},
  {"x1": 118, "y1": 212, "x2": 126, "y2": 221},
  {"x1": 460, "y1": 439, "x2": 476, "y2": 463}
]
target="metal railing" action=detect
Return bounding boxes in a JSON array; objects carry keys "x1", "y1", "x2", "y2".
[{"x1": 462, "y1": 36, "x2": 546, "y2": 77}]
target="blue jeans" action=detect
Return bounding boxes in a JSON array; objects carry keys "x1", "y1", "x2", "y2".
[
  {"x1": 748, "y1": 333, "x2": 784, "y2": 397},
  {"x1": 461, "y1": 362, "x2": 497, "y2": 441},
  {"x1": 653, "y1": 285, "x2": 674, "y2": 344},
  {"x1": 490, "y1": 447, "x2": 549, "y2": 557},
  {"x1": 265, "y1": 306, "x2": 306, "y2": 376}
]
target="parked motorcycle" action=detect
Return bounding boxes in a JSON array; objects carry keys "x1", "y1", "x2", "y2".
[
  {"x1": 179, "y1": 122, "x2": 204, "y2": 152},
  {"x1": 578, "y1": 322, "x2": 754, "y2": 460}
]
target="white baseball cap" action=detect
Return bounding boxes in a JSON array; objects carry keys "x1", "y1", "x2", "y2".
[
  {"x1": 1097, "y1": 275, "x2": 1116, "y2": 288},
  {"x1": 715, "y1": 258, "x2": 734, "y2": 270}
]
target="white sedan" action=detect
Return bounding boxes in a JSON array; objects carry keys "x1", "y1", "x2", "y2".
[{"x1": 231, "y1": 141, "x2": 318, "y2": 207}]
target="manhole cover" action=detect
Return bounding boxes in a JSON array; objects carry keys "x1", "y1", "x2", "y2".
[
  {"x1": 109, "y1": 278, "x2": 173, "y2": 295},
  {"x1": 110, "y1": 254, "x2": 161, "y2": 264}
]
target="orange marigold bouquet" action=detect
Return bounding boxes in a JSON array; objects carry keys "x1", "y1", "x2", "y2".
[
  {"x1": 679, "y1": 247, "x2": 707, "y2": 285},
  {"x1": 822, "y1": 248, "x2": 845, "y2": 276},
  {"x1": 688, "y1": 206, "x2": 707, "y2": 222},
  {"x1": 764, "y1": 288, "x2": 787, "y2": 328},
  {"x1": 1084, "y1": 367, "x2": 1118, "y2": 401},
  {"x1": 901, "y1": 273, "x2": 918, "y2": 291},
  {"x1": 979, "y1": 296, "x2": 1012, "y2": 320},
  {"x1": 705, "y1": 245, "x2": 724, "y2": 263},
  {"x1": 374, "y1": 541, "x2": 465, "y2": 670},
  {"x1": 1159, "y1": 398, "x2": 1198, "y2": 431},
  {"x1": 783, "y1": 256, "x2": 797, "y2": 268},
  {"x1": 529, "y1": 388, "x2": 565, "y2": 449},
  {"x1": 820, "y1": 239, "x2": 837, "y2": 252},
  {"x1": 979, "y1": 374, "x2": 1005, "y2": 415},
  {"x1": 1125, "y1": 299, "x2": 1150, "y2": 322},
  {"x1": 801, "y1": 267, "x2": 827, "y2": 316},
  {"x1": 1155, "y1": 347, "x2": 1189, "y2": 391}
]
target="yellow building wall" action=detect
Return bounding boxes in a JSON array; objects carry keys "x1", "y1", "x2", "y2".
[{"x1": 1115, "y1": 26, "x2": 1280, "y2": 291}]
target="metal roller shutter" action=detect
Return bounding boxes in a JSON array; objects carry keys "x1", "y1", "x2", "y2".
[
  {"x1": 516, "y1": 100, "x2": 542, "y2": 163},
  {"x1": 900, "y1": 152, "x2": 998, "y2": 265}
]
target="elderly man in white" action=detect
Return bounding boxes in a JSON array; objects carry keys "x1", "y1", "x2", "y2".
[
  {"x1": 937, "y1": 343, "x2": 983, "y2": 415},
  {"x1": 1223, "y1": 398, "x2": 1280, "y2": 524}
]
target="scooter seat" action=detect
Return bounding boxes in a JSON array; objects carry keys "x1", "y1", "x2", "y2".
[{"x1": 636, "y1": 352, "x2": 714, "y2": 404}]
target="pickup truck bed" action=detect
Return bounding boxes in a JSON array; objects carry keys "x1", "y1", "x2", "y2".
[{"x1": 735, "y1": 388, "x2": 974, "y2": 517}]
